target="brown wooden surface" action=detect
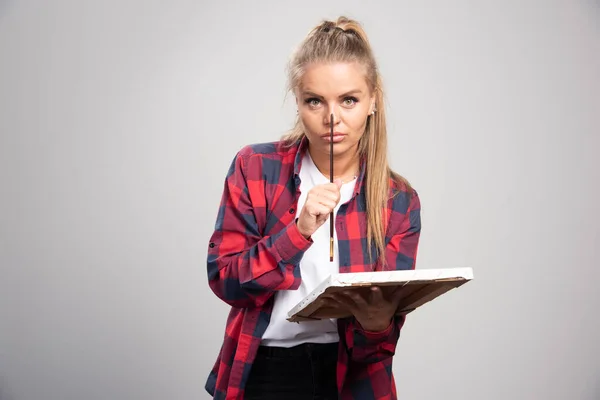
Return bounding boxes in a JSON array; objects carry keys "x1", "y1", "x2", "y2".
[{"x1": 287, "y1": 277, "x2": 470, "y2": 322}]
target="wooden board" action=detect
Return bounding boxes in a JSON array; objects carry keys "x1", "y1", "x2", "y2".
[{"x1": 287, "y1": 268, "x2": 473, "y2": 322}]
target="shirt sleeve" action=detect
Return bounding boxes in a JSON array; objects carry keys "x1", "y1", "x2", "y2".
[
  {"x1": 341, "y1": 189, "x2": 422, "y2": 363},
  {"x1": 206, "y1": 150, "x2": 312, "y2": 309}
]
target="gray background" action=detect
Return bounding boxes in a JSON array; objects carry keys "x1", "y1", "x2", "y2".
[{"x1": 1, "y1": 1, "x2": 599, "y2": 399}]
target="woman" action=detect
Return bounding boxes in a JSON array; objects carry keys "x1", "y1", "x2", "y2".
[{"x1": 205, "y1": 16, "x2": 421, "y2": 400}]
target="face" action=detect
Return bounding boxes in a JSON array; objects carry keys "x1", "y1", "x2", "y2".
[{"x1": 296, "y1": 62, "x2": 375, "y2": 159}]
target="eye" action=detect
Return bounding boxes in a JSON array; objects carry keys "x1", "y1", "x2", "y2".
[
  {"x1": 304, "y1": 98, "x2": 321, "y2": 108},
  {"x1": 342, "y1": 96, "x2": 359, "y2": 107}
]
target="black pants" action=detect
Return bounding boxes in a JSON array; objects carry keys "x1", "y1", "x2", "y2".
[{"x1": 244, "y1": 342, "x2": 339, "y2": 399}]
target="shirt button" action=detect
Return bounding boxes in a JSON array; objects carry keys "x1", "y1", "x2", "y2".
[
  {"x1": 289, "y1": 208, "x2": 295, "y2": 214},
  {"x1": 209, "y1": 242, "x2": 215, "y2": 248}
]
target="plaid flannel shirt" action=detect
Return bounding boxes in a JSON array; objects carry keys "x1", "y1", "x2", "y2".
[{"x1": 205, "y1": 136, "x2": 421, "y2": 399}]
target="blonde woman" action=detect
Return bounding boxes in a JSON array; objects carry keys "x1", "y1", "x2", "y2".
[{"x1": 205, "y1": 16, "x2": 422, "y2": 400}]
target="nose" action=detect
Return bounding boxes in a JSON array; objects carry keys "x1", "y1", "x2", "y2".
[{"x1": 324, "y1": 108, "x2": 340, "y2": 126}]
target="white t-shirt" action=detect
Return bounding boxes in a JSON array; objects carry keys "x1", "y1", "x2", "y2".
[{"x1": 261, "y1": 150, "x2": 356, "y2": 348}]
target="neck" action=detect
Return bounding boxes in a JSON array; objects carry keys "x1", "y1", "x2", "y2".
[{"x1": 308, "y1": 144, "x2": 360, "y2": 182}]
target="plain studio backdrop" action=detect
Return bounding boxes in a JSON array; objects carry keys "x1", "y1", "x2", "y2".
[{"x1": 1, "y1": 1, "x2": 599, "y2": 399}]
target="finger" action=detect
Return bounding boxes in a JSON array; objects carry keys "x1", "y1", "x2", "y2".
[
  {"x1": 322, "y1": 181, "x2": 341, "y2": 190},
  {"x1": 304, "y1": 202, "x2": 333, "y2": 217},
  {"x1": 305, "y1": 199, "x2": 337, "y2": 215},
  {"x1": 369, "y1": 286, "x2": 385, "y2": 304},
  {"x1": 312, "y1": 188, "x2": 339, "y2": 204},
  {"x1": 330, "y1": 292, "x2": 360, "y2": 313},
  {"x1": 322, "y1": 298, "x2": 354, "y2": 316},
  {"x1": 319, "y1": 298, "x2": 339, "y2": 308},
  {"x1": 311, "y1": 183, "x2": 339, "y2": 194},
  {"x1": 315, "y1": 196, "x2": 338, "y2": 209},
  {"x1": 323, "y1": 295, "x2": 346, "y2": 307},
  {"x1": 314, "y1": 184, "x2": 340, "y2": 199},
  {"x1": 307, "y1": 191, "x2": 338, "y2": 208},
  {"x1": 391, "y1": 286, "x2": 406, "y2": 304},
  {"x1": 322, "y1": 183, "x2": 342, "y2": 198},
  {"x1": 342, "y1": 290, "x2": 368, "y2": 308}
]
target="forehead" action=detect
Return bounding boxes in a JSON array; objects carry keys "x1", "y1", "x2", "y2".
[{"x1": 298, "y1": 62, "x2": 370, "y2": 95}]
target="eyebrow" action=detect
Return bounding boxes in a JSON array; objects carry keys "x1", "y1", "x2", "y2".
[{"x1": 302, "y1": 89, "x2": 363, "y2": 98}]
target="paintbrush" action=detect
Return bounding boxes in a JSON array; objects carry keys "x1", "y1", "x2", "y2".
[{"x1": 330, "y1": 113, "x2": 334, "y2": 262}]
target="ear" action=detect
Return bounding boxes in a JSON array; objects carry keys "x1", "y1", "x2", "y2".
[
  {"x1": 294, "y1": 95, "x2": 299, "y2": 115},
  {"x1": 369, "y1": 100, "x2": 376, "y2": 115},
  {"x1": 369, "y1": 93, "x2": 376, "y2": 114}
]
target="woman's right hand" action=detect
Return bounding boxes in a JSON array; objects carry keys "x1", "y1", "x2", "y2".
[{"x1": 296, "y1": 179, "x2": 343, "y2": 239}]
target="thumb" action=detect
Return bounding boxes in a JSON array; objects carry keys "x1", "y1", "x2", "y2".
[
  {"x1": 334, "y1": 178, "x2": 343, "y2": 188},
  {"x1": 370, "y1": 286, "x2": 385, "y2": 303}
]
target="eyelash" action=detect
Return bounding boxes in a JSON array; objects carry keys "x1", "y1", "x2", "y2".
[{"x1": 304, "y1": 96, "x2": 359, "y2": 107}]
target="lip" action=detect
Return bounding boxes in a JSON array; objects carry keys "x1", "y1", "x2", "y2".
[{"x1": 321, "y1": 132, "x2": 346, "y2": 143}]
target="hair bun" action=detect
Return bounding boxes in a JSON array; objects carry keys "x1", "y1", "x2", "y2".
[{"x1": 321, "y1": 21, "x2": 335, "y2": 33}]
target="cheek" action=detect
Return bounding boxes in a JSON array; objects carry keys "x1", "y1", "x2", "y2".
[
  {"x1": 300, "y1": 114, "x2": 321, "y2": 135},
  {"x1": 344, "y1": 113, "x2": 369, "y2": 135}
]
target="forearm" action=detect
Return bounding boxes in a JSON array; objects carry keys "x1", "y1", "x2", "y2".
[
  {"x1": 207, "y1": 218, "x2": 311, "y2": 308},
  {"x1": 341, "y1": 315, "x2": 405, "y2": 363},
  {"x1": 342, "y1": 189, "x2": 420, "y2": 362}
]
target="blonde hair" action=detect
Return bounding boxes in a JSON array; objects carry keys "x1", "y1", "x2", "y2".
[{"x1": 282, "y1": 16, "x2": 413, "y2": 266}]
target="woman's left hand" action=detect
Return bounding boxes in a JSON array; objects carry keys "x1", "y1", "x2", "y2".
[{"x1": 325, "y1": 286, "x2": 404, "y2": 332}]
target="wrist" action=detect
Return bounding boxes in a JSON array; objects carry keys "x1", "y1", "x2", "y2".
[
  {"x1": 359, "y1": 318, "x2": 393, "y2": 333},
  {"x1": 295, "y1": 218, "x2": 312, "y2": 239}
]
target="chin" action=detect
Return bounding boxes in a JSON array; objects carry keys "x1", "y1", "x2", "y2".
[{"x1": 335, "y1": 139, "x2": 359, "y2": 150}]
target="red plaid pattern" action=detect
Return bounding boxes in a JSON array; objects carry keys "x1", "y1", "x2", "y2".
[{"x1": 205, "y1": 137, "x2": 421, "y2": 399}]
